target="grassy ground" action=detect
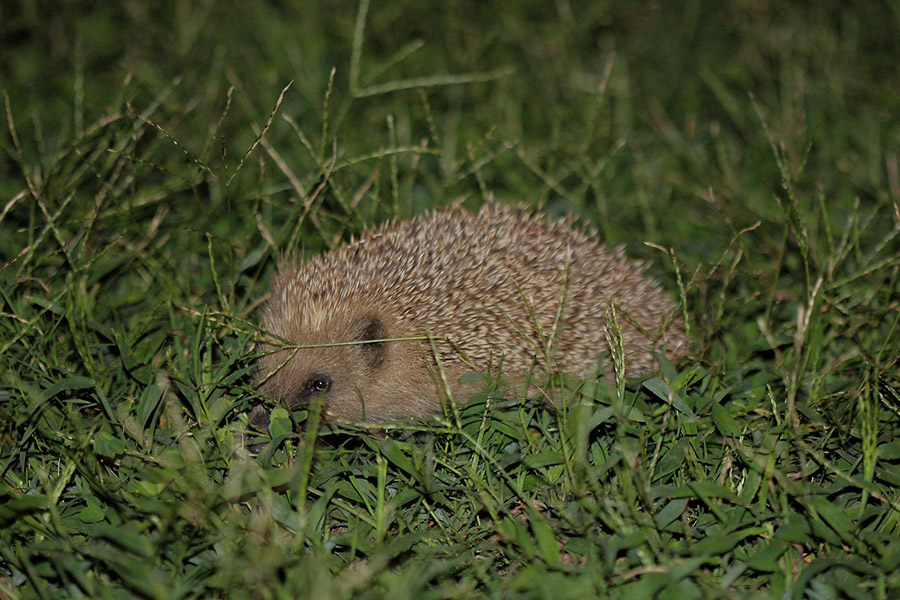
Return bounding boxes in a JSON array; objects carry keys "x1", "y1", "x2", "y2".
[{"x1": 2, "y1": 0, "x2": 900, "y2": 598}]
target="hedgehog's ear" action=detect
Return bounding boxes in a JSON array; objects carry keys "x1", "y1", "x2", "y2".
[{"x1": 352, "y1": 315, "x2": 386, "y2": 370}]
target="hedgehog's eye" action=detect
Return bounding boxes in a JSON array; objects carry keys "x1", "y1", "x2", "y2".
[{"x1": 305, "y1": 373, "x2": 331, "y2": 395}]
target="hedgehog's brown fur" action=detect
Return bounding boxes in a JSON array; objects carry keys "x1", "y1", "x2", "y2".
[{"x1": 251, "y1": 203, "x2": 685, "y2": 430}]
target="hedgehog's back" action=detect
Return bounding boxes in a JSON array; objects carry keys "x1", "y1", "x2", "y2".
[{"x1": 297, "y1": 204, "x2": 685, "y2": 377}]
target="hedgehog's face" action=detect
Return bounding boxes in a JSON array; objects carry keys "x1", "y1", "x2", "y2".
[
  {"x1": 252, "y1": 312, "x2": 392, "y2": 425},
  {"x1": 251, "y1": 304, "x2": 452, "y2": 438}
]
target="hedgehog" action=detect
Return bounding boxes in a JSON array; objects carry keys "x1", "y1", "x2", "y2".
[{"x1": 249, "y1": 203, "x2": 686, "y2": 432}]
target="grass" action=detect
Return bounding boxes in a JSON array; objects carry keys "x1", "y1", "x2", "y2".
[{"x1": 2, "y1": 0, "x2": 900, "y2": 598}]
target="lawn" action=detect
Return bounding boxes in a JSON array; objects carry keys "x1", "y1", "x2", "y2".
[{"x1": 2, "y1": 1, "x2": 899, "y2": 598}]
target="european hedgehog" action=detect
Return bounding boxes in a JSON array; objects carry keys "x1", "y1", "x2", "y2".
[{"x1": 250, "y1": 203, "x2": 685, "y2": 432}]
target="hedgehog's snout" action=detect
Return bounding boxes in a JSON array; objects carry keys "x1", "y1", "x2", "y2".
[{"x1": 244, "y1": 370, "x2": 333, "y2": 453}]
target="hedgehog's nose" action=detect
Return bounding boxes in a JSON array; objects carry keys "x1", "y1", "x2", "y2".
[{"x1": 243, "y1": 405, "x2": 272, "y2": 453}]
